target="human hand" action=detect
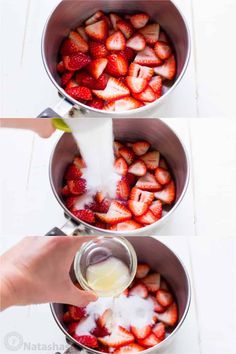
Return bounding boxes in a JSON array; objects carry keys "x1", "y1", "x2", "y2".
[
  {"x1": 0, "y1": 118, "x2": 56, "y2": 138},
  {"x1": 0, "y1": 236, "x2": 98, "y2": 311}
]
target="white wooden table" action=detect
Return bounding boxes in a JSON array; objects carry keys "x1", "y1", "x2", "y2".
[{"x1": 1, "y1": 0, "x2": 236, "y2": 118}]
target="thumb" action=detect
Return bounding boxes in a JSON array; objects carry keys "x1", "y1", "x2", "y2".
[{"x1": 64, "y1": 284, "x2": 98, "y2": 307}]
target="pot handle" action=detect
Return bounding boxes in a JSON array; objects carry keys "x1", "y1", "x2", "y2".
[
  {"x1": 46, "y1": 219, "x2": 95, "y2": 237},
  {"x1": 38, "y1": 97, "x2": 88, "y2": 119}
]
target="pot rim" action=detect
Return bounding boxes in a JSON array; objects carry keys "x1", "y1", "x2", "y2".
[
  {"x1": 41, "y1": 0, "x2": 191, "y2": 116},
  {"x1": 50, "y1": 236, "x2": 191, "y2": 354},
  {"x1": 49, "y1": 118, "x2": 190, "y2": 236}
]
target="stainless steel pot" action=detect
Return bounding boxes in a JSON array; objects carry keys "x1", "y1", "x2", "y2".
[
  {"x1": 50, "y1": 236, "x2": 191, "y2": 354},
  {"x1": 41, "y1": 0, "x2": 191, "y2": 118},
  {"x1": 49, "y1": 118, "x2": 189, "y2": 236}
]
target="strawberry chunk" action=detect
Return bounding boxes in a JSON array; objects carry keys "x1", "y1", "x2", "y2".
[
  {"x1": 128, "y1": 63, "x2": 154, "y2": 81},
  {"x1": 152, "y1": 322, "x2": 165, "y2": 341},
  {"x1": 154, "y1": 55, "x2": 176, "y2": 80},
  {"x1": 106, "y1": 53, "x2": 128, "y2": 77},
  {"x1": 115, "y1": 220, "x2": 142, "y2": 231},
  {"x1": 68, "y1": 322, "x2": 79, "y2": 335},
  {"x1": 110, "y1": 13, "x2": 122, "y2": 30},
  {"x1": 88, "y1": 58, "x2": 108, "y2": 79},
  {"x1": 68, "y1": 305, "x2": 86, "y2": 321},
  {"x1": 148, "y1": 295, "x2": 165, "y2": 313},
  {"x1": 149, "y1": 200, "x2": 162, "y2": 219},
  {"x1": 85, "y1": 19, "x2": 108, "y2": 41},
  {"x1": 66, "y1": 86, "x2": 92, "y2": 101},
  {"x1": 88, "y1": 98, "x2": 104, "y2": 110},
  {"x1": 98, "y1": 326, "x2": 134, "y2": 348},
  {"x1": 85, "y1": 10, "x2": 104, "y2": 25},
  {"x1": 114, "y1": 157, "x2": 128, "y2": 176},
  {"x1": 142, "y1": 272, "x2": 161, "y2": 292},
  {"x1": 134, "y1": 46, "x2": 163, "y2": 67},
  {"x1": 136, "y1": 263, "x2": 150, "y2": 279},
  {"x1": 57, "y1": 61, "x2": 65, "y2": 73},
  {"x1": 73, "y1": 157, "x2": 86, "y2": 169},
  {"x1": 67, "y1": 178, "x2": 87, "y2": 195},
  {"x1": 136, "y1": 173, "x2": 162, "y2": 192},
  {"x1": 89, "y1": 41, "x2": 108, "y2": 59},
  {"x1": 74, "y1": 334, "x2": 98, "y2": 348},
  {"x1": 96, "y1": 201, "x2": 132, "y2": 225},
  {"x1": 63, "y1": 53, "x2": 91, "y2": 71},
  {"x1": 114, "y1": 141, "x2": 124, "y2": 157},
  {"x1": 129, "y1": 283, "x2": 148, "y2": 298},
  {"x1": 117, "y1": 179, "x2": 130, "y2": 200},
  {"x1": 76, "y1": 26, "x2": 89, "y2": 41},
  {"x1": 140, "y1": 151, "x2": 160, "y2": 170},
  {"x1": 131, "y1": 325, "x2": 152, "y2": 340},
  {"x1": 116, "y1": 20, "x2": 134, "y2": 39},
  {"x1": 65, "y1": 164, "x2": 82, "y2": 180},
  {"x1": 106, "y1": 31, "x2": 126, "y2": 51},
  {"x1": 128, "y1": 200, "x2": 149, "y2": 217},
  {"x1": 98, "y1": 309, "x2": 113, "y2": 332},
  {"x1": 128, "y1": 160, "x2": 147, "y2": 176},
  {"x1": 133, "y1": 86, "x2": 156, "y2": 103},
  {"x1": 93, "y1": 77, "x2": 129, "y2": 101},
  {"x1": 69, "y1": 31, "x2": 88, "y2": 53},
  {"x1": 130, "y1": 13, "x2": 149, "y2": 29},
  {"x1": 155, "y1": 167, "x2": 171, "y2": 185},
  {"x1": 139, "y1": 23, "x2": 160, "y2": 45},
  {"x1": 114, "y1": 343, "x2": 145, "y2": 353},
  {"x1": 138, "y1": 332, "x2": 160, "y2": 347},
  {"x1": 130, "y1": 187, "x2": 154, "y2": 205},
  {"x1": 73, "y1": 209, "x2": 95, "y2": 224},
  {"x1": 65, "y1": 196, "x2": 78, "y2": 210},
  {"x1": 60, "y1": 39, "x2": 82, "y2": 56},
  {"x1": 154, "y1": 180, "x2": 175, "y2": 205},
  {"x1": 126, "y1": 77, "x2": 148, "y2": 94},
  {"x1": 157, "y1": 302, "x2": 178, "y2": 326},
  {"x1": 63, "y1": 311, "x2": 72, "y2": 323},
  {"x1": 154, "y1": 41, "x2": 172, "y2": 60},
  {"x1": 135, "y1": 209, "x2": 157, "y2": 225},
  {"x1": 149, "y1": 76, "x2": 162, "y2": 98},
  {"x1": 156, "y1": 289, "x2": 174, "y2": 307},
  {"x1": 61, "y1": 72, "x2": 74, "y2": 87},
  {"x1": 132, "y1": 141, "x2": 151, "y2": 156},
  {"x1": 126, "y1": 34, "x2": 146, "y2": 52}
]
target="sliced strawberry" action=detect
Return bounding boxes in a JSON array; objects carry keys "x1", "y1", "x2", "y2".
[
  {"x1": 67, "y1": 178, "x2": 86, "y2": 195},
  {"x1": 130, "y1": 187, "x2": 154, "y2": 205},
  {"x1": 139, "y1": 23, "x2": 160, "y2": 45},
  {"x1": 118, "y1": 47, "x2": 135, "y2": 63},
  {"x1": 117, "y1": 179, "x2": 130, "y2": 200},
  {"x1": 61, "y1": 185, "x2": 70, "y2": 196},
  {"x1": 110, "y1": 13, "x2": 122, "y2": 30},
  {"x1": 73, "y1": 157, "x2": 86, "y2": 169},
  {"x1": 65, "y1": 196, "x2": 78, "y2": 210},
  {"x1": 88, "y1": 98, "x2": 104, "y2": 110},
  {"x1": 156, "y1": 289, "x2": 174, "y2": 307},
  {"x1": 128, "y1": 63, "x2": 154, "y2": 81},
  {"x1": 88, "y1": 199, "x2": 110, "y2": 213},
  {"x1": 154, "y1": 55, "x2": 176, "y2": 80},
  {"x1": 135, "y1": 209, "x2": 157, "y2": 225},
  {"x1": 136, "y1": 172, "x2": 162, "y2": 192},
  {"x1": 57, "y1": 61, "x2": 65, "y2": 73},
  {"x1": 130, "y1": 13, "x2": 149, "y2": 29},
  {"x1": 85, "y1": 10, "x2": 104, "y2": 25},
  {"x1": 123, "y1": 173, "x2": 137, "y2": 188},
  {"x1": 119, "y1": 147, "x2": 135, "y2": 165},
  {"x1": 131, "y1": 325, "x2": 152, "y2": 340},
  {"x1": 140, "y1": 151, "x2": 160, "y2": 170},
  {"x1": 128, "y1": 160, "x2": 147, "y2": 176},
  {"x1": 66, "y1": 86, "x2": 92, "y2": 101},
  {"x1": 148, "y1": 295, "x2": 165, "y2": 313},
  {"x1": 63, "y1": 311, "x2": 72, "y2": 323},
  {"x1": 154, "y1": 41, "x2": 172, "y2": 60},
  {"x1": 126, "y1": 34, "x2": 146, "y2": 51},
  {"x1": 129, "y1": 283, "x2": 148, "y2": 298},
  {"x1": 133, "y1": 86, "x2": 156, "y2": 103},
  {"x1": 63, "y1": 53, "x2": 91, "y2": 71},
  {"x1": 61, "y1": 39, "x2": 81, "y2": 56},
  {"x1": 152, "y1": 322, "x2": 165, "y2": 341},
  {"x1": 69, "y1": 31, "x2": 88, "y2": 53},
  {"x1": 68, "y1": 306, "x2": 86, "y2": 321},
  {"x1": 99, "y1": 326, "x2": 134, "y2": 348},
  {"x1": 138, "y1": 332, "x2": 160, "y2": 347},
  {"x1": 132, "y1": 141, "x2": 151, "y2": 156},
  {"x1": 116, "y1": 220, "x2": 142, "y2": 231},
  {"x1": 93, "y1": 77, "x2": 130, "y2": 101},
  {"x1": 154, "y1": 180, "x2": 175, "y2": 204},
  {"x1": 149, "y1": 76, "x2": 162, "y2": 98},
  {"x1": 126, "y1": 77, "x2": 148, "y2": 94},
  {"x1": 88, "y1": 58, "x2": 108, "y2": 79},
  {"x1": 106, "y1": 53, "x2": 128, "y2": 77},
  {"x1": 142, "y1": 272, "x2": 161, "y2": 292},
  {"x1": 65, "y1": 79, "x2": 78, "y2": 89},
  {"x1": 68, "y1": 322, "x2": 79, "y2": 335},
  {"x1": 106, "y1": 31, "x2": 126, "y2": 51},
  {"x1": 128, "y1": 200, "x2": 149, "y2": 217},
  {"x1": 65, "y1": 164, "x2": 82, "y2": 180},
  {"x1": 135, "y1": 46, "x2": 162, "y2": 68},
  {"x1": 61, "y1": 72, "x2": 74, "y2": 87},
  {"x1": 85, "y1": 19, "x2": 108, "y2": 41},
  {"x1": 95, "y1": 191, "x2": 105, "y2": 204},
  {"x1": 89, "y1": 41, "x2": 108, "y2": 59},
  {"x1": 74, "y1": 335, "x2": 98, "y2": 348},
  {"x1": 136, "y1": 263, "x2": 150, "y2": 279},
  {"x1": 77, "y1": 26, "x2": 89, "y2": 41},
  {"x1": 98, "y1": 309, "x2": 113, "y2": 332},
  {"x1": 149, "y1": 200, "x2": 162, "y2": 219},
  {"x1": 92, "y1": 326, "x2": 109, "y2": 338},
  {"x1": 114, "y1": 343, "x2": 145, "y2": 353},
  {"x1": 73, "y1": 209, "x2": 95, "y2": 224},
  {"x1": 157, "y1": 302, "x2": 178, "y2": 326},
  {"x1": 114, "y1": 157, "x2": 128, "y2": 176},
  {"x1": 114, "y1": 141, "x2": 124, "y2": 157},
  {"x1": 96, "y1": 201, "x2": 132, "y2": 225},
  {"x1": 116, "y1": 20, "x2": 134, "y2": 39},
  {"x1": 104, "y1": 97, "x2": 143, "y2": 111},
  {"x1": 154, "y1": 167, "x2": 171, "y2": 185}
]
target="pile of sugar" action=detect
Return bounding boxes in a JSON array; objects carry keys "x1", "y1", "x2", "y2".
[
  {"x1": 75, "y1": 294, "x2": 155, "y2": 336},
  {"x1": 65, "y1": 118, "x2": 119, "y2": 208}
]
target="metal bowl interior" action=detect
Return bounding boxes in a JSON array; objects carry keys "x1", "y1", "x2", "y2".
[
  {"x1": 42, "y1": 0, "x2": 190, "y2": 116},
  {"x1": 49, "y1": 118, "x2": 189, "y2": 235},
  {"x1": 51, "y1": 236, "x2": 191, "y2": 353}
]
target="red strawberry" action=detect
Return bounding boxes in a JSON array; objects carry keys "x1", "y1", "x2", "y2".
[
  {"x1": 68, "y1": 306, "x2": 86, "y2": 321},
  {"x1": 130, "y1": 187, "x2": 154, "y2": 205},
  {"x1": 136, "y1": 263, "x2": 150, "y2": 279},
  {"x1": 73, "y1": 209, "x2": 95, "y2": 224},
  {"x1": 135, "y1": 46, "x2": 162, "y2": 67},
  {"x1": 88, "y1": 58, "x2": 108, "y2": 79},
  {"x1": 67, "y1": 178, "x2": 86, "y2": 195},
  {"x1": 75, "y1": 71, "x2": 95, "y2": 87},
  {"x1": 128, "y1": 160, "x2": 147, "y2": 176},
  {"x1": 65, "y1": 79, "x2": 78, "y2": 89},
  {"x1": 89, "y1": 41, "x2": 108, "y2": 59},
  {"x1": 129, "y1": 283, "x2": 148, "y2": 298},
  {"x1": 119, "y1": 147, "x2": 135, "y2": 165},
  {"x1": 106, "y1": 53, "x2": 128, "y2": 77},
  {"x1": 154, "y1": 41, "x2": 172, "y2": 60},
  {"x1": 60, "y1": 39, "x2": 81, "y2": 56},
  {"x1": 98, "y1": 309, "x2": 113, "y2": 332},
  {"x1": 157, "y1": 302, "x2": 178, "y2": 326},
  {"x1": 88, "y1": 98, "x2": 104, "y2": 110},
  {"x1": 138, "y1": 332, "x2": 160, "y2": 347},
  {"x1": 154, "y1": 180, "x2": 175, "y2": 204},
  {"x1": 128, "y1": 63, "x2": 154, "y2": 81},
  {"x1": 104, "y1": 97, "x2": 143, "y2": 112},
  {"x1": 130, "y1": 13, "x2": 149, "y2": 29},
  {"x1": 65, "y1": 196, "x2": 78, "y2": 210},
  {"x1": 149, "y1": 76, "x2": 162, "y2": 98},
  {"x1": 95, "y1": 191, "x2": 105, "y2": 203},
  {"x1": 122, "y1": 173, "x2": 137, "y2": 187},
  {"x1": 68, "y1": 322, "x2": 79, "y2": 335},
  {"x1": 132, "y1": 141, "x2": 150, "y2": 156},
  {"x1": 118, "y1": 47, "x2": 135, "y2": 63},
  {"x1": 114, "y1": 141, "x2": 124, "y2": 157},
  {"x1": 69, "y1": 31, "x2": 88, "y2": 53},
  {"x1": 92, "y1": 326, "x2": 109, "y2": 338},
  {"x1": 77, "y1": 26, "x2": 89, "y2": 41},
  {"x1": 110, "y1": 13, "x2": 122, "y2": 30},
  {"x1": 128, "y1": 200, "x2": 149, "y2": 217},
  {"x1": 148, "y1": 295, "x2": 165, "y2": 313},
  {"x1": 139, "y1": 23, "x2": 160, "y2": 45},
  {"x1": 61, "y1": 185, "x2": 70, "y2": 196},
  {"x1": 61, "y1": 72, "x2": 74, "y2": 87},
  {"x1": 63, "y1": 53, "x2": 91, "y2": 71},
  {"x1": 156, "y1": 289, "x2": 174, "y2": 307},
  {"x1": 57, "y1": 61, "x2": 65, "y2": 73},
  {"x1": 154, "y1": 55, "x2": 176, "y2": 80},
  {"x1": 114, "y1": 343, "x2": 145, "y2": 353},
  {"x1": 131, "y1": 325, "x2": 152, "y2": 340},
  {"x1": 106, "y1": 31, "x2": 126, "y2": 51},
  {"x1": 63, "y1": 311, "x2": 72, "y2": 323},
  {"x1": 116, "y1": 20, "x2": 134, "y2": 39},
  {"x1": 117, "y1": 179, "x2": 130, "y2": 200},
  {"x1": 88, "y1": 199, "x2": 110, "y2": 214},
  {"x1": 85, "y1": 10, "x2": 104, "y2": 25},
  {"x1": 133, "y1": 85, "x2": 156, "y2": 102},
  {"x1": 149, "y1": 200, "x2": 162, "y2": 219},
  {"x1": 93, "y1": 77, "x2": 129, "y2": 101},
  {"x1": 74, "y1": 335, "x2": 98, "y2": 348},
  {"x1": 96, "y1": 201, "x2": 132, "y2": 225},
  {"x1": 135, "y1": 209, "x2": 157, "y2": 225},
  {"x1": 93, "y1": 73, "x2": 109, "y2": 90},
  {"x1": 152, "y1": 322, "x2": 165, "y2": 341},
  {"x1": 73, "y1": 157, "x2": 86, "y2": 169},
  {"x1": 136, "y1": 173, "x2": 162, "y2": 192},
  {"x1": 116, "y1": 220, "x2": 142, "y2": 231},
  {"x1": 66, "y1": 86, "x2": 92, "y2": 101},
  {"x1": 126, "y1": 33, "x2": 146, "y2": 51},
  {"x1": 155, "y1": 167, "x2": 171, "y2": 185},
  {"x1": 114, "y1": 157, "x2": 128, "y2": 176},
  {"x1": 142, "y1": 272, "x2": 161, "y2": 292},
  {"x1": 65, "y1": 164, "x2": 82, "y2": 180},
  {"x1": 140, "y1": 151, "x2": 160, "y2": 170},
  {"x1": 126, "y1": 77, "x2": 148, "y2": 94},
  {"x1": 85, "y1": 19, "x2": 108, "y2": 41},
  {"x1": 99, "y1": 326, "x2": 134, "y2": 348}
]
